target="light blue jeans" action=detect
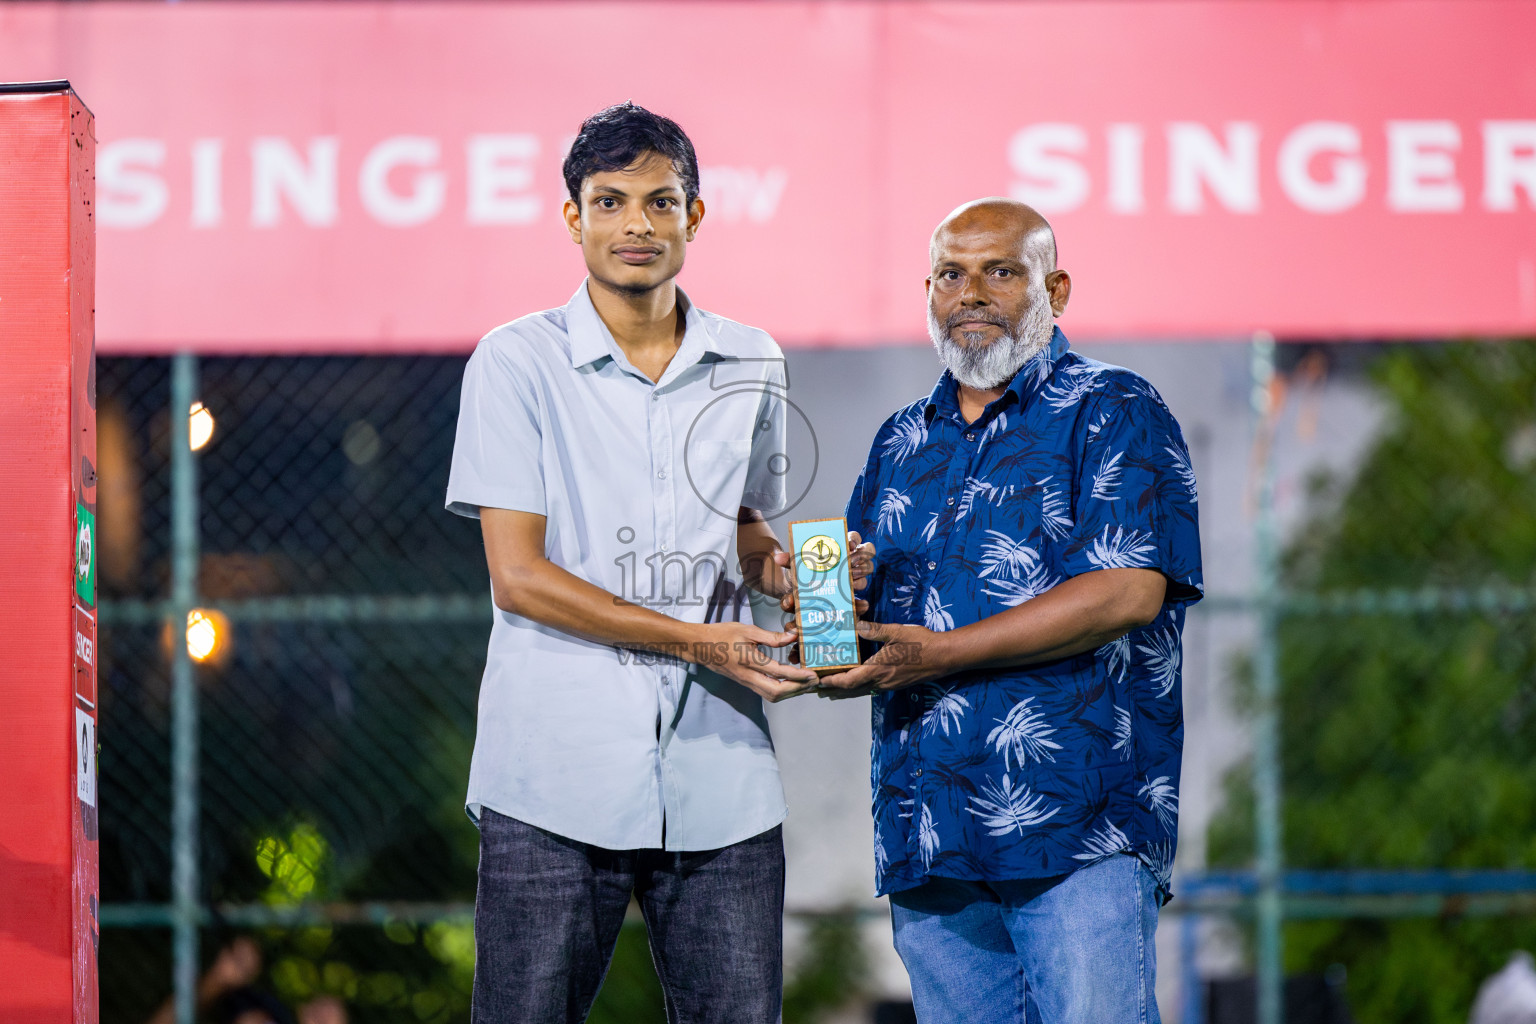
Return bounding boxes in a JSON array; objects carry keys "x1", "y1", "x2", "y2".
[{"x1": 889, "y1": 854, "x2": 1161, "y2": 1024}]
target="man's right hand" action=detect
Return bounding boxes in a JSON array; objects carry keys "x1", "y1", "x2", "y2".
[
  {"x1": 687, "y1": 621, "x2": 821, "y2": 703},
  {"x1": 774, "y1": 530, "x2": 875, "y2": 622},
  {"x1": 480, "y1": 508, "x2": 823, "y2": 702}
]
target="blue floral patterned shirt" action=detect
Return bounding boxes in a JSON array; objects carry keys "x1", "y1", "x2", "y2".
[{"x1": 846, "y1": 327, "x2": 1202, "y2": 901}]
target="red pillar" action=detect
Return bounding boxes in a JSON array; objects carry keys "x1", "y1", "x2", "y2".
[{"x1": 0, "y1": 81, "x2": 99, "y2": 1024}]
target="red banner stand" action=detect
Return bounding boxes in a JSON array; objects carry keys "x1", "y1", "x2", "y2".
[{"x1": 0, "y1": 81, "x2": 99, "y2": 1024}]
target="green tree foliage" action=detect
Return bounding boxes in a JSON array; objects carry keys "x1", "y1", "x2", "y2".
[
  {"x1": 783, "y1": 910, "x2": 871, "y2": 1024},
  {"x1": 1209, "y1": 342, "x2": 1536, "y2": 1023}
]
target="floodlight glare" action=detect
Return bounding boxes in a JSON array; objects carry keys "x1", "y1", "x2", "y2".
[{"x1": 189, "y1": 401, "x2": 215, "y2": 451}]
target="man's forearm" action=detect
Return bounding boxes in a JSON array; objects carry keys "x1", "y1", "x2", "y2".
[
  {"x1": 931, "y1": 568, "x2": 1165, "y2": 675},
  {"x1": 489, "y1": 556, "x2": 708, "y2": 657},
  {"x1": 737, "y1": 512, "x2": 791, "y2": 598}
]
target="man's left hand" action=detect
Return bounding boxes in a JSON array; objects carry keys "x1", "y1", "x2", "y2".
[{"x1": 815, "y1": 620, "x2": 955, "y2": 698}]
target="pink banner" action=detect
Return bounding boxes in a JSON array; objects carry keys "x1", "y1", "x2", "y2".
[{"x1": 4, "y1": 1, "x2": 1535, "y2": 352}]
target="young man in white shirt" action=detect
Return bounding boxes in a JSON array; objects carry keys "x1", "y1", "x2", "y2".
[{"x1": 446, "y1": 102, "x2": 833, "y2": 1024}]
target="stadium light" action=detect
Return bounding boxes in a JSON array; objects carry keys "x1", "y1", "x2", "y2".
[
  {"x1": 186, "y1": 608, "x2": 229, "y2": 663},
  {"x1": 189, "y1": 401, "x2": 215, "y2": 451}
]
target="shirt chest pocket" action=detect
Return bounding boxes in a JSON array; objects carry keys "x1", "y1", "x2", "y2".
[{"x1": 687, "y1": 439, "x2": 753, "y2": 536}]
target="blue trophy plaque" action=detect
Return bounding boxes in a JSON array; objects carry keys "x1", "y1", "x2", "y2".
[{"x1": 788, "y1": 517, "x2": 862, "y2": 673}]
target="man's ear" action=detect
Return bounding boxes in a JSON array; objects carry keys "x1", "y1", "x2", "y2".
[
  {"x1": 1046, "y1": 269, "x2": 1072, "y2": 317},
  {"x1": 685, "y1": 197, "x2": 705, "y2": 242},
  {"x1": 562, "y1": 197, "x2": 582, "y2": 244},
  {"x1": 924, "y1": 276, "x2": 933, "y2": 298}
]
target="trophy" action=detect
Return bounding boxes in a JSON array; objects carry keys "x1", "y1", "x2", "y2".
[{"x1": 788, "y1": 517, "x2": 862, "y2": 673}]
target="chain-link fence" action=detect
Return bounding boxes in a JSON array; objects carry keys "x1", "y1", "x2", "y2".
[
  {"x1": 98, "y1": 355, "x2": 489, "y2": 1023},
  {"x1": 1182, "y1": 339, "x2": 1536, "y2": 1024},
  {"x1": 95, "y1": 341, "x2": 1536, "y2": 1024}
]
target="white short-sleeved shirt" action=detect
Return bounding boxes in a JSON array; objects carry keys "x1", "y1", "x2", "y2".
[{"x1": 446, "y1": 280, "x2": 791, "y2": 851}]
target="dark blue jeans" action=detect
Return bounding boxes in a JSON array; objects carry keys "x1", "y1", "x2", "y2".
[{"x1": 472, "y1": 809, "x2": 785, "y2": 1024}]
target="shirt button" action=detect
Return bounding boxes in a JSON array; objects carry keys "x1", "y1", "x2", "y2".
[
  {"x1": 651, "y1": 393, "x2": 660, "y2": 402},
  {"x1": 945, "y1": 497, "x2": 955, "y2": 507},
  {"x1": 657, "y1": 470, "x2": 667, "y2": 480},
  {"x1": 965, "y1": 432, "x2": 976, "y2": 441},
  {"x1": 914, "y1": 768, "x2": 924, "y2": 777},
  {"x1": 927, "y1": 560, "x2": 937, "y2": 570}
]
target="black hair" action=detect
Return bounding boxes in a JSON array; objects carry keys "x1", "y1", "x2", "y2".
[{"x1": 562, "y1": 102, "x2": 700, "y2": 208}]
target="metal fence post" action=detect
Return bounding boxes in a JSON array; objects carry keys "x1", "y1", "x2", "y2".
[
  {"x1": 1250, "y1": 333, "x2": 1283, "y2": 1024},
  {"x1": 169, "y1": 353, "x2": 201, "y2": 1024},
  {"x1": 1180, "y1": 910, "x2": 1203, "y2": 1024}
]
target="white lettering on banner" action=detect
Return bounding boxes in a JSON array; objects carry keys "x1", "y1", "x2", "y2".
[
  {"x1": 75, "y1": 629, "x2": 93, "y2": 665},
  {"x1": 699, "y1": 166, "x2": 788, "y2": 223},
  {"x1": 1484, "y1": 121, "x2": 1536, "y2": 211},
  {"x1": 191, "y1": 138, "x2": 223, "y2": 228},
  {"x1": 1106, "y1": 123, "x2": 1145, "y2": 214},
  {"x1": 90, "y1": 121, "x2": 1536, "y2": 233},
  {"x1": 98, "y1": 139, "x2": 169, "y2": 229},
  {"x1": 1278, "y1": 121, "x2": 1367, "y2": 214},
  {"x1": 360, "y1": 136, "x2": 446, "y2": 227},
  {"x1": 252, "y1": 136, "x2": 340, "y2": 227},
  {"x1": 1387, "y1": 120, "x2": 1463, "y2": 212},
  {"x1": 466, "y1": 134, "x2": 540, "y2": 225},
  {"x1": 1008, "y1": 123, "x2": 1090, "y2": 213},
  {"x1": 1168, "y1": 122, "x2": 1261, "y2": 214}
]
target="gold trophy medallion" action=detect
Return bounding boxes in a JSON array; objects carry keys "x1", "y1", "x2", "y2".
[{"x1": 799, "y1": 534, "x2": 842, "y2": 573}]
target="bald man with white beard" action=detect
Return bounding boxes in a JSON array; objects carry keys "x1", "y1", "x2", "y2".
[{"x1": 800, "y1": 199, "x2": 1204, "y2": 1022}]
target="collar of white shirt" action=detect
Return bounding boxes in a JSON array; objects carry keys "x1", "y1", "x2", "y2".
[{"x1": 565, "y1": 279, "x2": 729, "y2": 383}]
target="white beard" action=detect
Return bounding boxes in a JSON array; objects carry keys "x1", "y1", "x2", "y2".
[{"x1": 928, "y1": 292, "x2": 1055, "y2": 390}]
